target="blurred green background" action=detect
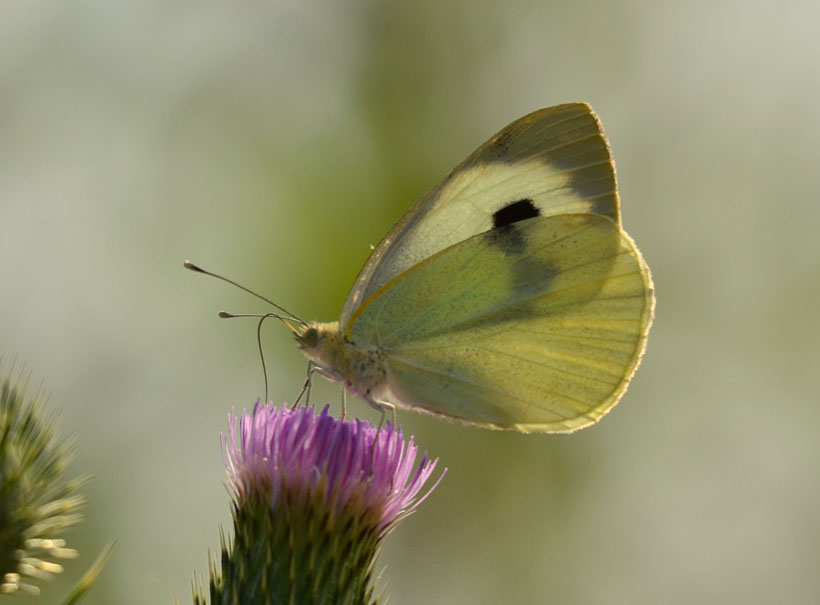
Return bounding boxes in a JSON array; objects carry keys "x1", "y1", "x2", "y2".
[{"x1": 2, "y1": 1, "x2": 819, "y2": 603}]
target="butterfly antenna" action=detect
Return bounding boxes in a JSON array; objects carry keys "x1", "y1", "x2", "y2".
[
  {"x1": 184, "y1": 260, "x2": 308, "y2": 327},
  {"x1": 218, "y1": 312, "x2": 290, "y2": 404},
  {"x1": 257, "y1": 314, "x2": 271, "y2": 403}
]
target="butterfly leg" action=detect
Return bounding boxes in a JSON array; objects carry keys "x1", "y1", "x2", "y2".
[
  {"x1": 291, "y1": 361, "x2": 321, "y2": 409},
  {"x1": 361, "y1": 396, "x2": 396, "y2": 430},
  {"x1": 382, "y1": 400, "x2": 397, "y2": 429},
  {"x1": 361, "y1": 397, "x2": 397, "y2": 485},
  {"x1": 292, "y1": 362, "x2": 349, "y2": 420}
]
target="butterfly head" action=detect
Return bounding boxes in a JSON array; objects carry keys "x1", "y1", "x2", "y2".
[
  {"x1": 294, "y1": 323, "x2": 319, "y2": 351},
  {"x1": 294, "y1": 321, "x2": 341, "y2": 358}
]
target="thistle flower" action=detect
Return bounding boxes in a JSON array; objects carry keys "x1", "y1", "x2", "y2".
[
  {"x1": 0, "y1": 369, "x2": 86, "y2": 596},
  {"x1": 195, "y1": 402, "x2": 445, "y2": 605}
]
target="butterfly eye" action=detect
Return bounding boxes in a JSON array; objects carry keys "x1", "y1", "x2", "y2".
[{"x1": 300, "y1": 327, "x2": 320, "y2": 349}]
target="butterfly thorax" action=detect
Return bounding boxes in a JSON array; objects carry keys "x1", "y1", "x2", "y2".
[{"x1": 296, "y1": 321, "x2": 388, "y2": 400}]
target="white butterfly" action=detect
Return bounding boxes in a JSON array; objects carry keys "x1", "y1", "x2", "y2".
[
  {"x1": 294, "y1": 103, "x2": 654, "y2": 432},
  {"x1": 190, "y1": 103, "x2": 655, "y2": 432}
]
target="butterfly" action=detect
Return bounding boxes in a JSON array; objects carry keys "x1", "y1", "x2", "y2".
[{"x1": 190, "y1": 103, "x2": 655, "y2": 432}]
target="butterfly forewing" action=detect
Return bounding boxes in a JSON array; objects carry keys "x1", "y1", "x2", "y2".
[{"x1": 340, "y1": 103, "x2": 621, "y2": 328}]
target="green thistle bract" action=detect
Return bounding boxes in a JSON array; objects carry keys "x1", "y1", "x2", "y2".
[
  {"x1": 0, "y1": 371, "x2": 86, "y2": 596},
  {"x1": 196, "y1": 403, "x2": 445, "y2": 605}
]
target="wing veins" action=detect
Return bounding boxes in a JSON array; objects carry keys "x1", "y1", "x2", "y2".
[
  {"x1": 470, "y1": 342, "x2": 623, "y2": 386},
  {"x1": 508, "y1": 131, "x2": 607, "y2": 161},
  {"x1": 451, "y1": 157, "x2": 614, "y2": 206},
  {"x1": 391, "y1": 356, "x2": 594, "y2": 418}
]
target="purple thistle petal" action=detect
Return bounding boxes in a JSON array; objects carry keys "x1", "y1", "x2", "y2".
[{"x1": 221, "y1": 403, "x2": 445, "y2": 534}]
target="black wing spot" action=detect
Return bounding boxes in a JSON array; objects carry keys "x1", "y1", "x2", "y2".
[
  {"x1": 492, "y1": 199, "x2": 540, "y2": 229},
  {"x1": 488, "y1": 199, "x2": 541, "y2": 256}
]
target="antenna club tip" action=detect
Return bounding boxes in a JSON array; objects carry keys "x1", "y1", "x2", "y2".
[
  {"x1": 183, "y1": 260, "x2": 204, "y2": 272},
  {"x1": 218, "y1": 311, "x2": 235, "y2": 318}
]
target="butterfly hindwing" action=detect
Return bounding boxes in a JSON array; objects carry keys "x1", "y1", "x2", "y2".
[{"x1": 346, "y1": 213, "x2": 653, "y2": 432}]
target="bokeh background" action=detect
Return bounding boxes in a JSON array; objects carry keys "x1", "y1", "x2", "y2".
[{"x1": 2, "y1": 1, "x2": 819, "y2": 603}]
